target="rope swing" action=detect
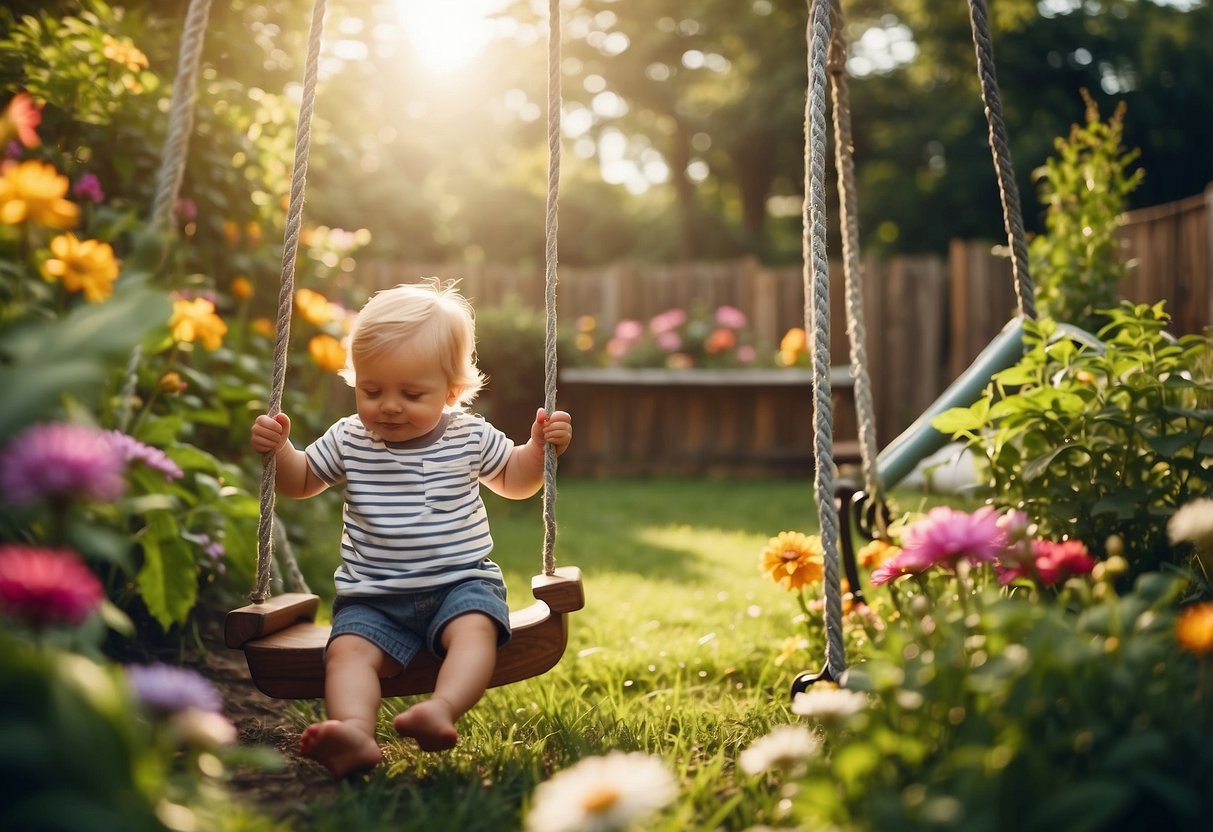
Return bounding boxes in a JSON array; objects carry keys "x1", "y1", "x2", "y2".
[
  {"x1": 791, "y1": 0, "x2": 1037, "y2": 695},
  {"x1": 225, "y1": 0, "x2": 583, "y2": 700}
]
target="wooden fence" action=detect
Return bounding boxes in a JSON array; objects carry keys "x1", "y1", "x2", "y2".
[{"x1": 358, "y1": 187, "x2": 1211, "y2": 470}]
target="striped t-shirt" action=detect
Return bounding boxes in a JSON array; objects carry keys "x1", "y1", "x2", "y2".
[{"x1": 304, "y1": 410, "x2": 514, "y2": 595}]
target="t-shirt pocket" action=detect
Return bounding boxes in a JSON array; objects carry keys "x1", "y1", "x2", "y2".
[{"x1": 422, "y1": 459, "x2": 473, "y2": 513}]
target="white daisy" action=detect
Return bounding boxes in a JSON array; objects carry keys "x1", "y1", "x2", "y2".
[
  {"x1": 1168, "y1": 498, "x2": 1213, "y2": 551},
  {"x1": 791, "y1": 684, "x2": 869, "y2": 726},
  {"x1": 525, "y1": 751, "x2": 678, "y2": 832},
  {"x1": 738, "y1": 725, "x2": 821, "y2": 775}
]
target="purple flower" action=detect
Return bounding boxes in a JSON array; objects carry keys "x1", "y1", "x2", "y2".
[
  {"x1": 0, "y1": 423, "x2": 127, "y2": 505},
  {"x1": 71, "y1": 173, "x2": 105, "y2": 204},
  {"x1": 5, "y1": 140, "x2": 22, "y2": 160},
  {"x1": 0, "y1": 545, "x2": 105, "y2": 626},
  {"x1": 105, "y1": 431, "x2": 184, "y2": 482},
  {"x1": 126, "y1": 663, "x2": 223, "y2": 714}
]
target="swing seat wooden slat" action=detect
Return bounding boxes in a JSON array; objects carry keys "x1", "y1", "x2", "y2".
[{"x1": 225, "y1": 566, "x2": 584, "y2": 700}]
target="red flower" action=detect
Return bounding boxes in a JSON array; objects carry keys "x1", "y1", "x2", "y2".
[
  {"x1": 1000, "y1": 539, "x2": 1095, "y2": 587},
  {"x1": 0, "y1": 545, "x2": 104, "y2": 627}
]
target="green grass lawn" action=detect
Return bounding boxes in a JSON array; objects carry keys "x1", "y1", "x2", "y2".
[{"x1": 274, "y1": 478, "x2": 945, "y2": 831}]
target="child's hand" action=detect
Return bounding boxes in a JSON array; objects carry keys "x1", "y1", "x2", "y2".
[
  {"x1": 532, "y1": 408, "x2": 572, "y2": 457},
  {"x1": 251, "y1": 412, "x2": 292, "y2": 455}
]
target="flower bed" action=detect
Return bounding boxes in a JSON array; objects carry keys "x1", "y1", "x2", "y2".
[{"x1": 556, "y1": 366, "x2": 861, "y2": 478}]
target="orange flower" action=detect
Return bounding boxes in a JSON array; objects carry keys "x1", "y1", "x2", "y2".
[
  {"x1": 760, "y1": 531, "x2": 824, "y2": 592},
  {"x1": 0, "y1": 160, "x2": 79, "y2": 228},
  {"x1": 221, "y1": 220, "x2": 241, "y2": 245},
  {"x1": 295, "y1": 288, "x2": 334, "y2": 326},
  {"x1": 308, "y1": 334, "x2": 346, "y2": 373},
  {"x1": 1176, "y1": 602, "x2": 1213, "y2": 654},
  {"x1": 251, "y1": 317, "x2": 275, "y2": 339},
  {"x1": 705, "y1": 327, "x2": 737, "y2": 354},
  {"x1": 159, "y1": 371, "x2": 186, "y2": 394},
  {"x1": 779, "y1": 327, "x2": 808, "y2": 366},
  {"x1": 41, "y1": 233, "x2": 119, "y2": 302},
  {"x1": 2, "y1": 92, "x2": 41, "y2": 148},
  {"x1": 101, "y1": 34, "x2": 149, "y2": 71},
  {"x1": 231, "y1": 275, "x2": 253, "y2": 300},
  {"x1": 170, "y1": 297, "x2": 228, "y2": 351},
  {"x1": 857, "y1": 539, "x2": 900, "y2": 569},
  {"x1": 244, "y1": 221, "x2": 263, "y2": 244}
]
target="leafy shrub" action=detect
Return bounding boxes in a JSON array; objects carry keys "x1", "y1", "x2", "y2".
[
  {"x1": 932, "y1": 303, "x2": 1213, "y2": 575},
  {"x1": 1030, "y1": 91, "x2": 1143, "y2": 330}
]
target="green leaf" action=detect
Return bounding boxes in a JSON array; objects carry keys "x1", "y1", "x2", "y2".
[
  {"x1": 135, "y1": 512, "x2": 198, "y2": 630},
  {"x1": 1026, "y1": 780, "x2": 1132, "y2": 832},
  {"x1": 931, "y1": 404, "x2": 987, "y2": 435}
]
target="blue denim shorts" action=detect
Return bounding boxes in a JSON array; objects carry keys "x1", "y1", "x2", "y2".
[{"x1": 328, "y1": 576, "x2": 511, "y2": 667}]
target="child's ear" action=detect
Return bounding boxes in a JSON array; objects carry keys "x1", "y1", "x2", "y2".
[{"x1": 446, "y1": 385, "x2": 464, "y2": 406}]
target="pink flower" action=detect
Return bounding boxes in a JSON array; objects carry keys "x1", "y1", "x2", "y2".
[
  {"x1": 614, "y1": 319, "x2": 644, "y2": 341},
  {"x1": 1000, "y1": 539, "x2": 1095, "y2": 587},
  {"x1": 0, "y1": 423, "x2": 127, "y2": 505},
  {"x1": 4, "y1": 92, "x2": 41, "y2": 148},
  {"x1": 656, "y1": 331, "x2": 682, "y2": 352},
  {"x1": 715, "y1": 305, "x2": 747, "y2": 329},
  {"x1": 649, "y1": 308, "x2": 687, "y2": 335},
  {"x1": 871, "y1": 506, "x2": 1007, "y2": 585},
  {"x1": 0, "y1": 546, "x2": 104, "y2": 626}
]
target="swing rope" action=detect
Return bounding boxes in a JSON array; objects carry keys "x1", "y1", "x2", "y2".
[
  {"x1": 826, "y1": 0, "x2": 881, "y2": 510},
  {"x1": 251, "y1": 0, "x2": 564, "y2": 601},
  {"x1": 540, "y1": 0, "x2": 562, "y2": 578},
  {"x1": 801, "y1": 0, "x2": 1040, "y2": 687},
  {"x1": 150, "y1": 0, "x2": 214, "y2": 229},
  {"x1": 803, "y1": 0, "x2": 846, "y2": 681},
  {"x1": 252, "y1": 0, "x2": 327, "y2": 604},
  {"x1": 967, "y1": 0, "x2": 1036, "y2": 320}
]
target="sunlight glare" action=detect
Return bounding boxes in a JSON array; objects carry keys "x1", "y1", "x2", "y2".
[{"x1": 391, "y1": 0, "x2": 504, "y2": 74}]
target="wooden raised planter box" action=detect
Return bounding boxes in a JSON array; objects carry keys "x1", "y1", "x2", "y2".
[{"x1": 556, "y1": 367, "x2": 860, "y2": 479}]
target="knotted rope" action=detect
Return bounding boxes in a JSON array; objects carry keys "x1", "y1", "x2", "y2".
[
  {"x1": 252, "y1": 0, "x2": 327, "y2": 603},
  {"x1": 803, "y1": 0, "x2": 845, "y2": 680},
  {"x1": 967, "y1": 0, "x2": 1036, "y2": 320},
  {"x1": 541, "y1": 0, "x2": 562, "y2": 577}
]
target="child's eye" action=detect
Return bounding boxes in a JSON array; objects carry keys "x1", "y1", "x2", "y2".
[{"x1": 361, "y1": 389, "x2": 381, "y2": 398}]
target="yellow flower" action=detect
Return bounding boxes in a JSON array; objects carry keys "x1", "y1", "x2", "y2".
[
  {"x1": 231, "y1": 275, "x2": 253, "y2": 300},
  {"x1": 760, "y1": 531, "x2": 824, "y2": 591},
  {"x1": 41, "y1": 233, "x2": 119, "y2": 302},
  {"x1": 0, "y1": 160, "x2": 79, "y2": 228},
  {"x1": 251, "y1": 317, "x2": 275, "y2": 339},
  {"x1": 576, "y1": 314, "x2": 596, "y2": 333},
  {"x1": 295, "y1": 288, "x2": 334, "y2": 326},
  {"x1": 857, "y1": 539, "x2": 900, "y2": 569},
  {"x1": 779, "y1": 327, "x2": 808, "y2": 366},
  {"x1": 308, "y1": 334, "x2": 346, "y2": 373},
  {"x1": 170, "y1": 297, "x2": 228, "y2": 351},
  {"x1": 774, "y1": 636, "x2": 809, "y2": 666},
  {"x1": 101, "y1": 34, "x2": 149, "y2": 71},
  {"x1": 1176, "y1": 602, "x2": 1213, "y2": 655}
]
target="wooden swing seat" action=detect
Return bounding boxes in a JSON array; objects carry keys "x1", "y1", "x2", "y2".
[{"x1": 225, "y1": 566, "x2": 584, "y2": 699}]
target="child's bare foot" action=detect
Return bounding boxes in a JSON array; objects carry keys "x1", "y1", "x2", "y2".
[
  {"x1": 299, "y1": 720, "x2": 382, "y2": 779},
  {"x1": 392, "y1": 698, "x2": 459, "y2": 751}
]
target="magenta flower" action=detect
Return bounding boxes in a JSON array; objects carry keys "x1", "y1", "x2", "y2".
[
  {"x1": 172, "y1": 197, "x2": 197, "y2": 224},
  {"x1": 871, "y1": 506, "x2": 1007, "y2": 586},
  {"x1": 71, "y1": 173, "x2": 104, "y2": 204},
  {"x1": 0, "y1": 545, "x2": 105, "y2": 626},
  {"x1": 0, "y1": 422, "x2": 127, "y2": 505},
  {"x1": 106, "y1": 431, "x2": 184, "y2": 482},
  {"x1": 126, "y1": 663, "x2": 224, "y2": 714},
  {"x1": 1000, "y1": 539, "x2": 1095, "y2": 587},
  {"x1": 715, "y1": 305, "x2": 747, "y2": 329}
]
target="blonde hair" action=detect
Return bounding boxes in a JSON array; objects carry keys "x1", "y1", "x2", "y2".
[{"x1": 339, "y1": 279, "x2": 484, "y2": 408}]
